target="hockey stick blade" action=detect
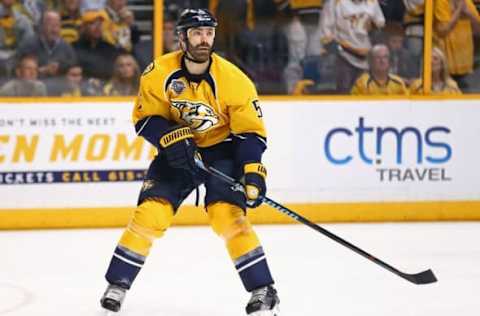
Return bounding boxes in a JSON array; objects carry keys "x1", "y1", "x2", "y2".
[
  {"x1": 400, "y1": 269, "x2": 437, "y2": 285},
  {"x1": 194, "y1": 158, "x2": 438, "y2": 285},
  {"x1": 263, "y1": 195, "x2": 438, "y2": 285}
]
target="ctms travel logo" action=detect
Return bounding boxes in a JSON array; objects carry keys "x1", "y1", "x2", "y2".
[{"x1": 324, "y1": 117, "x2": 452, "y2": 182}]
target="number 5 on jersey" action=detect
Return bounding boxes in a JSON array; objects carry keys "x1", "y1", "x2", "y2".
[{"x1": 252, "y1": 100, "x2": 263, "y2": 118}]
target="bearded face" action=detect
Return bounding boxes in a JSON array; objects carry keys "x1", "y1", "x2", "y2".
[{"x1": 182, "y1": 26, "x2": 215, "y2": 63}]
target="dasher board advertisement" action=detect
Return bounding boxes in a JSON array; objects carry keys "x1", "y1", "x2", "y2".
[{"x1": 0, "y1": 99, "x2": 478, "y2": 211}]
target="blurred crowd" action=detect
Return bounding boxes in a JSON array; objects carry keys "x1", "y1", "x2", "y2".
[
  {"x1": 1, "y1": 0, "x2": 480, "y2": 96},
  {"x1": 0, "y1": 0, "x2": 151, "y2": 96},
  {"x1": 165, "y1": 0, "x2": 480, "y2": 95}
]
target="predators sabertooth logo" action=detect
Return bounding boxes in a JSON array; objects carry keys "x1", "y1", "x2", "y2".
[{"x1": 171, "y1": 100, "x2": 219, "y2": 132}]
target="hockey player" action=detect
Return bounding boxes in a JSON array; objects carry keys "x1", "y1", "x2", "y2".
[{"x1": 100, "y1": 8, "x2": 280, "y2": 316}]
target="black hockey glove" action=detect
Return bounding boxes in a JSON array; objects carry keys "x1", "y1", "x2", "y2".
[
  {"x1": 159, "y1": 125, "x2": 200, "y2": 175},
  {"x1": 243, "y1": 163, "x2": 267, "y2": 208}
]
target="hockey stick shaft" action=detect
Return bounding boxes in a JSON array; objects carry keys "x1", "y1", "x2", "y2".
[{"x1": 195, "y1": 159, "x2": 437, "y2": 285}]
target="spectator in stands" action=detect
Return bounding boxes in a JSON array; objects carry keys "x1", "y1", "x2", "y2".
[
  {"x1": 410, "y1": 47, "x2": 462, "y2": 95},
  {"x1": 16, "y1": 10, "x2": 77, "y2": 94},
  {"x1": 58, "y1": 63, "x2": 102, "y2": 96},
  {"x1": 280, "y1": 0, "x2": 324, "y2": 94},
  {"x1": 402, "y1": 0, "x2": 424, "y2": 78},
  {"x1": 351, "y1": 44, "x2": 408, "y2": 95},
  {"x1": 73, "y1": 10, "x2": 123, "y2": 81},
  {"x1": 434, "y1": 0, "x2": 480, "y2": 91},
  {"x1": 0, "y1": 54, "x2": 47, "y2": 96},
  {"x1": 102, "y1": 0, "x2": 139, "y2": 52},
  {"x1": 17, "y1": 10, "x2": 76, "y2": 77},
  {"x1": 61, "y1": 63, "x2": 83, "y2": 96},
  {"x1": 59, "y1": 0, "x2": 82, "y2": 44},
  {"x1": 0, "y1": 0, "x2": 34, "y2": 78},
  {"x1": 103, "y1": 53, "x2": 139, "y2": 96},
  {"x1": 320, "y1": 0, "x2": 385, "y2": 93},
  {"x1": 384, "y1": 22, "x2": 416, "y2": 84}
]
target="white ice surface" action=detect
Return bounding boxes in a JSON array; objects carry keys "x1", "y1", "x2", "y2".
[{"x1": 1, "y1": 222, "x2": 479, "y2": 316}]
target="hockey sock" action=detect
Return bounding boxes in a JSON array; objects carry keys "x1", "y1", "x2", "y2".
[
  {"x1": 105, "y1": 199, "x2": 174, "y2": 289},
  {"x1": 208, "y1": 202, "x2": 274, "y2": 291}
]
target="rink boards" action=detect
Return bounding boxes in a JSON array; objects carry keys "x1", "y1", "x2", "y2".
[{"x1": 1, "y1": 98, "x2": 479, "y2": 229}]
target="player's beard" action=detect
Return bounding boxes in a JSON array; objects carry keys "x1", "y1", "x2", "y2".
[{"x1": 187, "y1": 43, "x2": 213, "y2": 63}]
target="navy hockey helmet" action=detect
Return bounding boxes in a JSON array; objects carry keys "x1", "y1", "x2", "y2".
[{"x1": 176, "y1": 8, "x2": 217, "y2": 34}]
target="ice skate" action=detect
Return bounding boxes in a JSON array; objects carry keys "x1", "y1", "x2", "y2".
[
  {"x1": 100, "y1": 284, "x2": 127, "y2": 313},
  {"x1": 246, "y1": 285, "x2": 280, "y2": 315}
]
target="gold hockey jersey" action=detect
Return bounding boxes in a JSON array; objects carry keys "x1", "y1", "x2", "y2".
[
  {"x1": 351, "y1": 72, "x2": 408, "y2": 95},
  {"x1": 133, "y1": 51, "x2": 266, "y2": 148}
]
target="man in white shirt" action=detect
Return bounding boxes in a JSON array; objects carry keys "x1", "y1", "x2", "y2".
[{"x1": 320, "y1": 0, "x2": 385, "y2": 93}]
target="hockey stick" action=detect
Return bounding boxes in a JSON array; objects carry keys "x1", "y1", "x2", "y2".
[{"x1": 195, "y1": 158, "x2": 437, "y2": 285}]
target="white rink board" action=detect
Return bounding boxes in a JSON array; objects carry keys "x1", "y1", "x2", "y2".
[{"x1": 0, "y1": 99, "x2": 479, "y2": 209}]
